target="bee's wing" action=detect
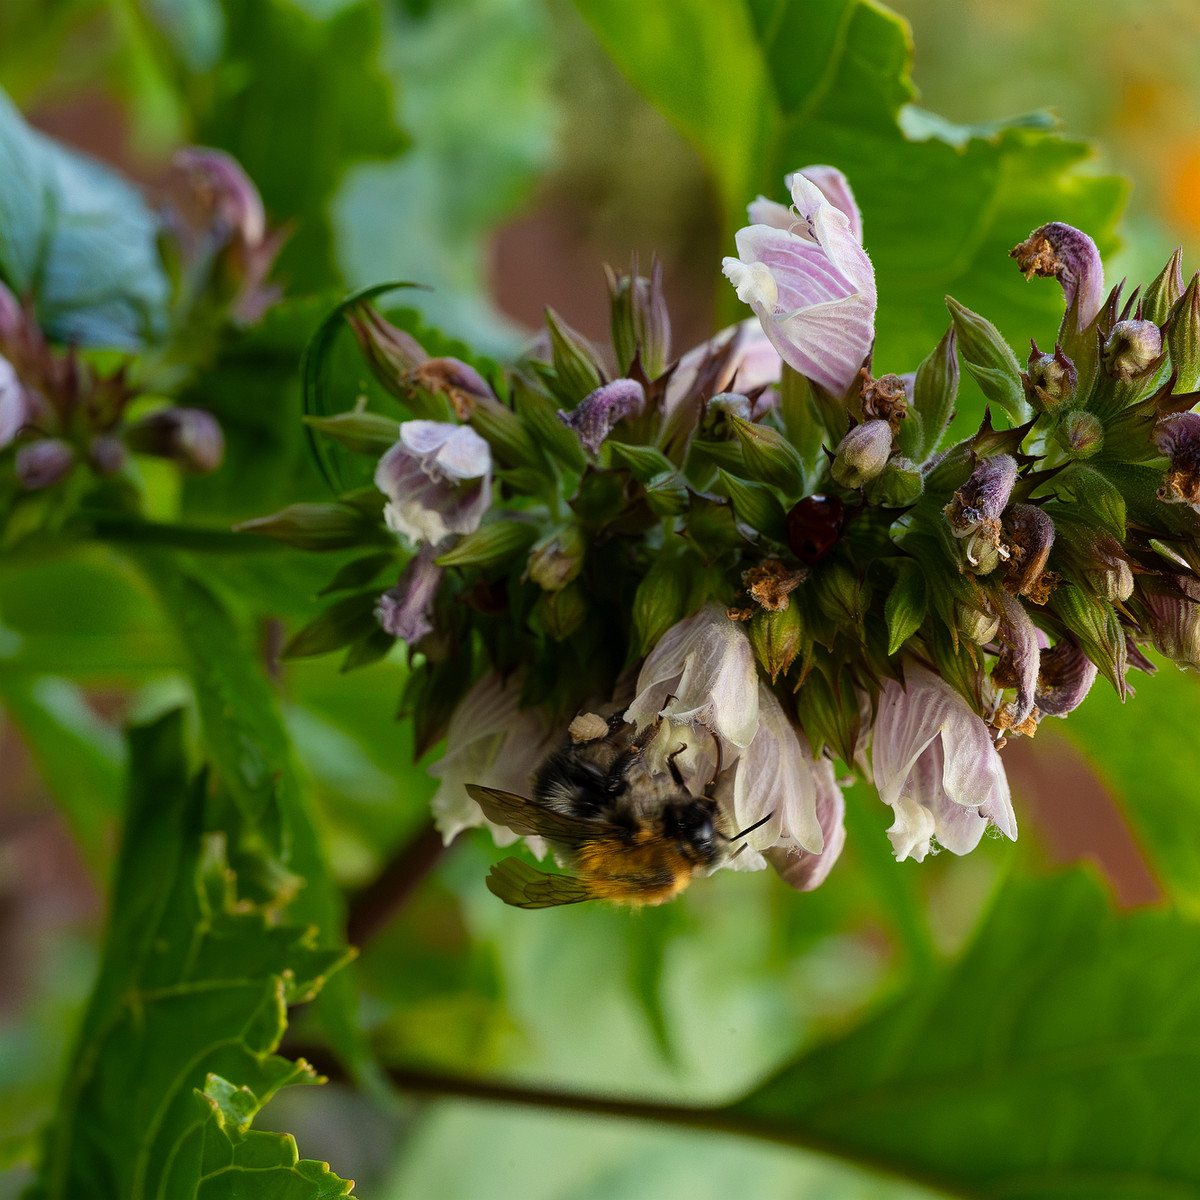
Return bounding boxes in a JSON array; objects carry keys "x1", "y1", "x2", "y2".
[
  {"x1": 466, "y1": 784, "x2": 620, "y2": 844},
  {"x1": 487, "y1": 857, "x2": 598, "y2": 908}
]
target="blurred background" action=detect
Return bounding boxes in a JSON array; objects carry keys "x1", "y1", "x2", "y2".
[{"x1": 1, "y1": 0, "x2": 1196, "y2": 1196}]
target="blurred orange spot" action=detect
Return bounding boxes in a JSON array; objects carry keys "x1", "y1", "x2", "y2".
[{"x1": 1167, "y1": 143, "x2": 1200, "y2": 232}]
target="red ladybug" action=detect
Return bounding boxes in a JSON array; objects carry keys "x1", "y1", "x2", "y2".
[{"x1": 786, "y1": 495, "x2": 845, "y2": 564}]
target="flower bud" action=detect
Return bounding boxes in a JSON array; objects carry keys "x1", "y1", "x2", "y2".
[
  {"x1": 1167, "y1": 274, "x2": 1200, "y2": 392},
  {"x1": 532, "y1": 581, "x2": 588, "y2": 642},
  {"x1": 305, "y1": 410, "x2": 401, "y2": 456},
  {"x1": 124, "y1": 407, "x2": 225, "y2": 472},
  {"x1": 945, "y1": 296, "x2": 1028, "y2": 423},
  {"x1": 436, "y1": 520, "x2": 540, "y2": 569},
  {"x1": 748, "y1": 603, "x2": 804, "y2": 682},
  {"x1": 1140, "y1": 577, "x2": 1200, "y2": 671},
  {"x1": 526, "y1": 524, "x2": 585, "y2": 591},
  {"x1": 346, "y1": 303, "x2": 428, "y2": 393},
  {"x1": 235, "y1": 502, "x2": 381, "y2": 550},
  {"x1": 175, "y1": 146, "x2": 267, "y2": 247},
  {"x1": 558, "y1": 379, "x2": 645, "y2": 455},
  {"x1": 955, "y1": 598, "x2": 1000, "y2": 646},
  {"x1": 88, "y1": 435, "x2": 127, "y2": 475},
  {"x1": 865, "y1": 455, "x2": 923, "y2": 507},
  {"x1": 632, "y1": 555, "x2": 689, "y2": 656},
  {"x1": 1154, "y1": 412, "x2": 1200, "y2": 511},
  {"x1": 1086, "y1": 533, "x2": 1135, "y2": 603},
  {"x1": 545, "y1": 308, "x2": 604, "y2": 401},
  {"x1": 1035, "y1": 639, "x2": 1098, "y2": 716},
  {"x1": 1102, "y1": 319, "x2": 1162, "y2": 380},
  {"x1": 1142, "y1": 247, "x2": 1185, "y2": 325},
  {"x1": 643, "y1": 468, "x2": 690, "y2": 517},
  {"x1": 814, "y1": 560, "x2": 869, "y2": 628},
  {"x1": 730, "y1": 414, "x2": 807, "y2": 490},
  {"x1": 718, "y1": 469, "x2": 788, "y2": 542},
  {"x1": 908, "y1": 325, "x2": 958, "y2": 461},
  {"x1": 1024, "y1": 341, "x2": 1077, "y2": 412},
  {"x1": 16, "y1": 438, "x2": 76, "y2": 490},
  {"x1": 1056, "y1": 410, "x2": 1103, "y2": 459},
  {"x1": 607, "y1": 255, "x2": 671, "y2": 378},
  {"x1": 831, "y1": 419, "x2": 892, "y2": 488}
]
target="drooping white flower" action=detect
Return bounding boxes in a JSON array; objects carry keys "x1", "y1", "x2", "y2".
[
  {"x1": 428, "y1": 672, "x2": 559, "y2": 854},
  {"x1": 624, "y1": 602, "x2": 760, "y2": 756},
  {"x1": 872, "y1": 663, "x2": 1016, "y2": 862},
  {"x1": 722, "y1": 167, "x2": 875, "y2": 398},
  {"x1": 375, "y1": 419, "x2": 492, "y2": 545},
  {"x1": 375, "y1": 545, "x2": 443, "y2": 643}
]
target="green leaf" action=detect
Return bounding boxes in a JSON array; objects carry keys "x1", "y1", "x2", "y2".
[
  {"x1": 0, "y1": 85, "x2": 169, "y2": 348},
  {"x1": 435, "y1": 520, "x2": 541, "y2": 569},
  {"x1": 576, "y1": 0, "x2": 1123, "y2": 427},
  {"x1": 33, "y1": 712, "x2": 354, "y2": 1200},
  {"x1": 130, "y1": 554, "x2": 367, "y2": 1071},
  {"x1": 198, "y1": 0, "x2": 406, "y2": 295},
  {"x1": 728, "y1": 870, "x2": 1200, "y2": 1199}
]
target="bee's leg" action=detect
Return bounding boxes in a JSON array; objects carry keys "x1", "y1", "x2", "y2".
[{"x1": 666, "y1": 742, "x2": 688, "y2": 787}]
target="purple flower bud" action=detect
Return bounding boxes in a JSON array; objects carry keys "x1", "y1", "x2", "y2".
[
  {"x1": 0, "y1": 354, "x2": 29, "y2": 449},
  {"x1": 346, "y1": 304, "x2": 429, "y2": 391},
  {"x1": 1103, "y1": 319, "x2": 1163, "y2": 380},
  {"x1": 376, "y1": 546, "x2": 443, "y2": 643},
  {"x1": 1141, "y1": 577, "x2": 1200, "y2": 670},
  {"x1": 1154, "y1": 412, "x2": 1200, "y2": 510},
  {"x1": 831, "y1": 419, "x2": 892, "y2": 488},
  {"x1": 175, "y1": 146, "x2": 267, "y2": 247},
  {"x1": 16, "y1": 438, "x2": 76, "y2": 490},
  {"x1": 125, "y1": 407, "x2": 225, "y2": 473},
  {"x1": 724, "y1": 169, "x2": 875, "y2": 398},
  {"x1": 1035, "y1": 639, "x2": 1099, "y2": 716},
  {"x1": 1011, "y1": 222, "x2": 1105, "y2": 332},
  {"x1": 375, "y1": 420, "x2": 492, "y2": 545},
  {"x1": 1024, "y1": 341, "x2": 1076, "y2": 410},
  {"x1": 944, "y1": 454, "x2": 1018, "y2": 573},
  {"x1": 558, "y1": 379, "x2": 645, "y2": 455},
  {"x1": 88, "y1": 435, "x2": 127, "y2": 475}
]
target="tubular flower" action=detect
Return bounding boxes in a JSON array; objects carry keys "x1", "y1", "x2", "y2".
[
  {"x1": 722, "y1": 168, "x2": 876, "y2": 398},
  {"x1": 944, "y1": 454, "x2": 1018, "y2": 573},
  {"x1": 1011, "y1": 222, "x2": 1105, "y2": 332},
  {"x1": 624, "y1": 602, "x2": 760, "y2": 757},
  {"x1": 429, "y1": 672, "x2": 559, "y2": 852},
  {"x1": 558, "y1": 379, "x2": 646, "y2": 454},
  {"x1": 376, "y1": 546, "x2": 443, "y2": 643},
  {"x1": 375, "y1": 419, "x2": 492, "y2": 545},
  {"x1": 872, "y1": 665, "x2": 1017, "y2": 862}
]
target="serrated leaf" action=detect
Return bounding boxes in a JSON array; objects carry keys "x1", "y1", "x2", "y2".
[{"x1": 33, "y1": 713, "x2": 354, "y2": 1200}]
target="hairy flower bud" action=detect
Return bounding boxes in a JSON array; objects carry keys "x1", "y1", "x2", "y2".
[
  {"x1": 831, "y1": 419, "x2": 892, "y2": 488},
  {"x1": 346, "y1": 303, "x2": 428, "y2": 389},
  {"x1": 558, "y1": 379, "x2": 645, "y2": 455},
  {"x1": 1103, "y1": 319, "x2": 1163, "y2": 381},
  {"x1": 945, "y1": 297, "x2": 1027, "y2": 423},
  {"x1": 748, "y1": 603, "x2": 804, "y2": 682},
  {"x1": 16, "y1": 438, "x2": 76, "y2": 490},
  {"x1": 607, "y1": 255, "x2": 671, "y2": 378},
  {"x1": 955, "y1": 599, "x2": 1000, "y2": 645},
  {"x1": 1086, "y1": 534, "x2": 1135, "y2": 603},
  {"x1": 124, "y1": 407, "x2": 225, "y2": 472},
  {"x1": 527, "y1": 524, "x2": 586, "y2": 592},
  {"x1": 1167, "y1": 274, "x2": 1200, "y2": 392},
  {"x1": 1035, "y1": 639, "x2": 1098, "y2": 717},
  {"x1": 1057, "y1": 410, "x2": 1103, "y2": 459},
  {"x1": 545, "y1": 308, "x2": 605, "y2": 401},
  {"x1": 1024, "y1": 341, "x2": 1077, "y2": 412},
  {"x1": 235, "y1": 502, "x2": 381, "y2": 550}
]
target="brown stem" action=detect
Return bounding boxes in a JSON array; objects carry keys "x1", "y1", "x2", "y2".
[{"x1": 345, "y1": 821, "x2": 448, "y2": 945}]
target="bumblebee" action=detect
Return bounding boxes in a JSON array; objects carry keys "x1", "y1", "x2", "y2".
[{"x1": 467, "y1": 713, "x2": 763, "y2": 908}]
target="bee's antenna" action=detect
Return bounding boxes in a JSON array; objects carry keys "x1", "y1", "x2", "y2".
[{"x1": 725, "y1": 811, "x2": 774, "y2": 841}]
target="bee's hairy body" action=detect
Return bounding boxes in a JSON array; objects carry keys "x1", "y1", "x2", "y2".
[{"x1": 468, "y1": 714, "x2": 725, "y2": 909}]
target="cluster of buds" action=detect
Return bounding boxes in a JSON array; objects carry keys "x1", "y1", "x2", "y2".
[
  {"x1": 257, "y1": 165, "x2": 1200, "y2": 893},
  {"x1": 0, "y1": 145, "x2": 288, "y2": 525},
  {"x1": 0, "y1": 283, "x2": 224, "y2": 507}
]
